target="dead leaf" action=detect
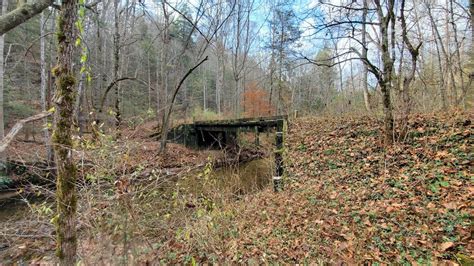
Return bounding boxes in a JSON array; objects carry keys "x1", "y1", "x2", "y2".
[
  {"x1": 439, "y1": 242, "x2": 454, "y2": 252},
  {"x1": 442, "y1": 202, "x2": 457, "y2": 210}
]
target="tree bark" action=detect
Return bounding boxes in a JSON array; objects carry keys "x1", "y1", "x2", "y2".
[
  {"x1": 375, "y1": 0, "x2": 395, "y2": 146},
  {"x1": 0, "y1": 0, "x2": 53, "y2": 35},
  {"x1": 52, "y1": 0, "x2": 79, "y2": 263}
]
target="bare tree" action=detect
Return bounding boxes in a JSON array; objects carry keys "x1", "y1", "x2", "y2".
[
  {"x1": 230, "y1": 0, "x2": 254, "y2": 115},
  {"x1": 304, "y1": 0, "x2": 397, "y2": 145},
  {"x1": 158, "y1": 0, "x2": 236, "y2": 152}
]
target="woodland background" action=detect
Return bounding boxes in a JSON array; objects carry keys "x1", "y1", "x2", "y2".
[{"x1": 0, "y1": 0, "x2": 471, "y2": 141}]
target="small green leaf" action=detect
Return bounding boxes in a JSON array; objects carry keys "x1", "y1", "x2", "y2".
[{"x1": 439, "y1": 181, "x2": 450, "y2": 187}]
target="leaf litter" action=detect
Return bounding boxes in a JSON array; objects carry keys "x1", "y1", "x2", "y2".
[{"x1": 160, "y1": 111, "x2": 473, "y2": 264}]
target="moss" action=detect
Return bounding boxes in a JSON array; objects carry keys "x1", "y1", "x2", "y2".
[
  {"x1": 51, "y1": 66, "x2": 61, "y2": 77},
  {"x1": 58, "y1": 75, "x2": 76, "y2": 89},
  {"x1": 56, "y1": 17, "x2": 66, "y2": 43}
]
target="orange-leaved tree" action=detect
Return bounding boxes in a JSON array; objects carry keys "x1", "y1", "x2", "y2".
[{"x1": 242, "y1": 82, "x2": 275, "y2": 117}]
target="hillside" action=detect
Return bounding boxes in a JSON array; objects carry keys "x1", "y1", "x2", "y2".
[
  {"x1": 1, "y1": 112, "x2": 472, "y2": 264},
  {"x1": 152, "y1": 111, "x2": 473, "y2": 264}
]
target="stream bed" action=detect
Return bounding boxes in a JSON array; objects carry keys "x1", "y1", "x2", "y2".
[{"x1": 0, "y1": 157, "x2": 273, "y2": 222}]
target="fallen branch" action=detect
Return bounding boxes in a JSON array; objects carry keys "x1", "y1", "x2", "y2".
[{"x1": 0, "y1": 111, "x2": 52, "y2": 153}]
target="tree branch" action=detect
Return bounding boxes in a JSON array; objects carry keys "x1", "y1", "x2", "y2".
[
  {"x1": 0, "y1": 111, "x2": 52, "y2": 153},
  {"x1": 99, "y1": 77, "x2": 154, "y2": 113},
  {"x1": 0, "y1": 0, "x2": 53, "y2": 35}
]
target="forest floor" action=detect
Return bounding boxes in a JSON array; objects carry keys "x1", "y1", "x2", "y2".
[
  {"x1": 145, "y1": 111, "x2": 473, "y2": 264},
  {"x1": 0, "y1": 111, "x2": 473, "y2": 264}
]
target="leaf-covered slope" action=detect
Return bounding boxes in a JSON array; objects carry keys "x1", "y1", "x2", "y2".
[{"x1": 185, "y1": 112, "x2": 473, "y2": 264}]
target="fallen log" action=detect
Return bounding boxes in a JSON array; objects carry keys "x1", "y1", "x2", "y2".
[{"x1": 0, "y1": 111, "x2": 52, "y2": 153}]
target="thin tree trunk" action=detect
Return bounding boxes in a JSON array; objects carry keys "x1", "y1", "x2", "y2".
[
  {"x1": 113, "y1": 0, "x2": 121, "y2": 131},
  {"x1": 268, "y1": 54, "x2": 274, "y2": 115},
  {"x1": 158, "y1": 1, "x2": 170, "y2": 127},
  {"x1": 444, "y1": 0, "x2": 457, "y2": 105},
  {"x1": 375, "y1": 0, "x2": 394, "y2": 146},
  {"x1": 450, "y1": 0, "x2": 466, "y2": 107},
  {"x1": 160, "y1": 57, "x2": 208, "y2": 153},
  {"x1": 0, "y1": 0, "x2": 8, "y2": 168},
  {"x1": 74, "y1": 72, "x2": 85, "y2": 135},
  {"x1": 40, "y1": 11, "x2": 52, "y2": 160},
  {"x1": 147, "y1": 55, "x2": 151, "y2": 110},
  {"x1": 361, "y1": 0, "x2": 371, "y2": 112},
  {"x1": 427, "y1": 4, "x2": 448, "y2": 110},
  {"x1": 52, "y1": 0, "x2": 78, "y2": 263},
  {"x1": 47, "y1": 10, "x2": 55, "y2": 162},
  {"x1": 428, "y1": 3, "x2": 456, "y2": 107},
  {"x1": 400, "y1": 0, "x2": 421, "y2": 138},
  {"x1": 470, "y1": 0, "x2": 474, "y2": 88},
  {"x1": 203, "y1": 69, "x2": 207, "y2": 111},
  {"x1": 216, "y1": 41, "x2": 224, "y2": 114}
]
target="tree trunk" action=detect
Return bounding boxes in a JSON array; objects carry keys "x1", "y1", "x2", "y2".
[
  {"x1": 52, "y1": 0, "x2": 78, "y2": 263},
  {"x1": 268, "y1": 54, "x2": 274, "y2": 115},
  {"x1": 113, "y1": 0, "x2": 121, "y2": 131},
  {"x1": 450, "y1": 0, "x2": 466, "y2": 107},
  {"x1": 375, "y1": 0, "x2": 395, "y2": 146},
  {"x1": 0, "y1": 0, "x2": 8, "y2": 169},
  {"x1": 429, "y1": 16, "x2": 447, "y2": 109},
  {"x1": 400, "y1": 0, "x2": 421, "y2": 138},
  {"x1": 470, "y1": 0, "x2": 474, "y2": 89},
  {"x1": 160, "y1": 57, "x2": 208, "y2": 153},
  {"x1": 158, "y1": 1, "x2": 170, "y2": 127},
  {"x1": 74, "y1": 72, "x2": 85, "y2": 135},
  {"x1": 428, "y1": 3, "x2": 455, "y2": 108},
  {"x1": 147, "y1": 55, "x2": 151, "y2": 110},
  {"x1": 40, "y1": 11, "x2": 53, "y2": 161},
  {"x1": 216, "y1": 40, "x2": 224, "y2": 115},
  {"x1": 203, "y1": 69, "x2": 207, "y2": 111},
  {"x1": 361, "y1": 0, "x2": 371, "y2": 112}
]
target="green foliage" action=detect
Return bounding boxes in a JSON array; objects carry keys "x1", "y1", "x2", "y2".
[
  {"x1": 32, "y1": 201, "x2": 54, "y2": 217},
  {"x1": 427, "y1": 172, "x2": 450, "y2": 193},
  {"x1": 0, "y1": 176, "x2": 13, "y2": 189}
]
